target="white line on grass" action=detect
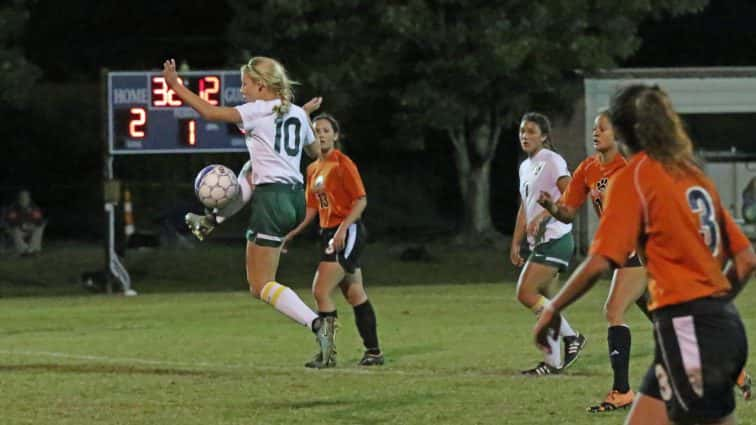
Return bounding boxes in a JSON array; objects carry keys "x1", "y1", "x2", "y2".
[{"x1": 0, "y1": 349, "x2": 530, "y2": 379}]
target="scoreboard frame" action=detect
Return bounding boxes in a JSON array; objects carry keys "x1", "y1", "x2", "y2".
[{"x1": 107, "y1": 70, "x2": 247, "y2": 155}]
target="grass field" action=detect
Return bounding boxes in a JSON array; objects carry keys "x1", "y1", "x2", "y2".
[{"x1": 1, "y1": 242, "x2": 756, "y2": 424}]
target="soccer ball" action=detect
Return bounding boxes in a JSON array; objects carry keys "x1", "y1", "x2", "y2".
[{"x1": 194, "y1": 164, "x2": 240, "y2": 209}]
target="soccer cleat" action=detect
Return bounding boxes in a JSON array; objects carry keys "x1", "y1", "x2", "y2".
[
  {"x1": 358, "y1": 351, "x2": 384, "y2": 366},
  {"x1": 308, "y1": 317, "x2": 336, "y2": 369},
  {"x1": 305, "y1": 350, "x2": 337, "y2": 368},
  {"x1": 562, "y1": 333, "x2": 587, "y2": 370},
  {"x1": 521, "y1": 362, "x2": 561, "y2": 376},
  {"x1": 185, "y1": 212, "x2": 216, "y2": 241},
  {"x1": 587, "y1": 389, "x2": 635, "y2": 413},
  {"x1": 737, "y1": 370, "x2": 752, "y2": 401}
]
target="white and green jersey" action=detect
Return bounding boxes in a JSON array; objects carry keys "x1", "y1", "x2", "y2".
[
  {"x1": 518, "y1": 148, "x2": 572, "y2": 248},
  {"x1": 235, "y1": 100, "x2": 315, "y2": 185}
]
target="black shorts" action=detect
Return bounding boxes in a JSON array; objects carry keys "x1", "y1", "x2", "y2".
[
  {"x1": 320, "y1": 221, "x2": 366, "y2": 274},
  {"x1": 623, "y1": 253, "x2": 643, "y2": 268},
  {"x1": 640, "y1": 298, "x2": 747, "y2": 424}
]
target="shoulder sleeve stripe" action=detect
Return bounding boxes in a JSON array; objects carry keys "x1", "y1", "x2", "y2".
[{"x1": 633, "y1": 156, "x2": 650, "y2": 231}]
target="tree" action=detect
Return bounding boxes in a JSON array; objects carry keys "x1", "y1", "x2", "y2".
[
  {"x1": 0, "y1": 0, "x2": 40, "y2": 108},
  {"x1": 227, "y1": 0, "x2": 708, "y2": 242}
]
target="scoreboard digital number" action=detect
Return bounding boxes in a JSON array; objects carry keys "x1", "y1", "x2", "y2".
[{"x1": 108, "y1": 71, "x2": 247, "y2": 154}]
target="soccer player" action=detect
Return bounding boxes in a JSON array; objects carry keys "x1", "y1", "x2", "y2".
[
  {"x1": 162, "y1": 57, "x2": 335, "y2": 368},
  {"x1": 534, "y1": 84, "x2": 756, "y2": 425},
  {"x1": 285, "y1": 113, "x2": 383, "y2": 367},
  {"x1": 511, "y1": 112, "x2": 586, "y2": 376},
  {"x1": 537, "y1": 111, "x2": 649, "y2": 411}
]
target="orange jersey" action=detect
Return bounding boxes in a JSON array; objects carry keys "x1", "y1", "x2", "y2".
[
  {"x1": 561, "y1": 153, "x2": 627, "y2": 217},
  {"x1": 590, "y1": 152, "x2": 751, "y2": 311},
  {"x1": 306, "y1": 149, "x2": 366, "y2": 229}
]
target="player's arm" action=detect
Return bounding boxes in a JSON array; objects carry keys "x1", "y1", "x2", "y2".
[
  {"x1": 304, "y1": 142, "x2": 320, "y2": 159},
  {"x1": 721, "y1": 208, "x2": 756, "y2": 297},
  {"x1": 527, "y1": 174, "x2": 570, "y2": 237},
  {"x1": 534, "y1": 254, "x2": 610, "y2": 353},
  {"x1": 539, "y1": 166, "x2": 584, "y2": 223},
  {"x1": 332, "y1": 159, "x2": 367, "y2": 252},
  {"x1": 724, "y1": 247, "x2": 756, "y2": 297},
  {"x1": 538, "y1": 196, "x2": 578, "y2": 223},
  {"x1": 534, "y1": 172, "x2": 640, "y2": 353},
  {"x1": 286, "y1": 207, "x2": 318, "y2": 240},
  {"x1": 331, "y1": 196, "x2": 367, "y2": 252},
  {"x1": 162, "y1": 59, "x2": 241, "y2": 123},
  {"x1": 510, "y1": 201, "x2": 526, "y2": 267}
]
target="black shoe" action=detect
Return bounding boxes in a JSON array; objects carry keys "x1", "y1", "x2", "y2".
[
  {"x1": 358, "y1": 351, "x2": 384, "y2": 366},
  {"x1": 521, "y1": 362, "x2": 560, "y2": 376},
  {"x1": 562, "y1": 333, "x2": 587, "y2": 370}
]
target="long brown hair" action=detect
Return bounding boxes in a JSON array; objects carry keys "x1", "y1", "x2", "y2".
[{"x1": 609, "y1": 84, "x2": 694, "y2": 169}]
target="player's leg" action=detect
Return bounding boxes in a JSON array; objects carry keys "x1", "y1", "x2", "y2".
[
  {"x1": 737, "y1": 368, "x2": 752, "y2": 400},
  {"x1": 624, "y1": 394, "x2": 669, "y2": 425},
  {"x1": 589, "y1": 265, "x2": 647, "y2": 413},
  {"x1": 649, "y1": 299, "x2": 746, "y2": 424},
  {"x1": 340, "y1": 269, "x2": 383, "y2": 366},
  {"x1": 516, "y1": 260, "x2": 564, "y2": 373},
  {"x1": 246, "y1": 184, "x2": 334, "y2": 366},
  {"x1": 304, "y1": 261, "x2": 343, "y2": 368},
  {"x1": 247, "y1": 242, "x2": 319, "y2": 328}
]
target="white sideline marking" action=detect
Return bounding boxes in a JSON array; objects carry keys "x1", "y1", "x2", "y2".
[{"x1": 0, "y1": 349, "x2": 523, "y2": 379}]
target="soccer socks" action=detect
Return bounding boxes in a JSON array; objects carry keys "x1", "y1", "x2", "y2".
[
  {"x1": 354, "y1": 300, "x2": 380, "y2": 353},
  {"x1": 260, "y1": 281, "x2": 318, "y2": 328},
  {"x1": 608, "y1": 325, "x2": 632, "y2": 393},
  {"x1": 531, "y1": 296, "x2": 547, "y2": 315},
  {"x1": 559, "y1": 316, "x2": 577, "y2": 338}
]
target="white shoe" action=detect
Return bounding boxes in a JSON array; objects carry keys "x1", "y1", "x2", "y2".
[
  {"x1": 185, "y1": 212, "x2": 216, "y2": 241},
  {"x1": 123, "y1": 289, "x2": 138, "y2": 296}
]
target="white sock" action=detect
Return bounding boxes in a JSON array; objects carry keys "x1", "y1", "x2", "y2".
[
  {"x1": 544, "y1": 330, "x2": 562, "y2": 368},
  {"x1": 559, "y1": 315, "x2": 577, "y2": 338},
  {"x1": 260, "y1": 281, "x2": 318, "y2": 328}
]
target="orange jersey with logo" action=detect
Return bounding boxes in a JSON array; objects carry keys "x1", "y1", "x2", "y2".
[
  {"x1": 306, "y1": 149, "x2": 366, "y2": 229},
  {"x1": 561, "y1": 153, "x2": 627, "y2": 217},
  {"x1": 590, "y1": 152, "x2": 751, "y2": 311}
]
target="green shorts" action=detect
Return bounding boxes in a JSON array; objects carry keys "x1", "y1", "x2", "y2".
[
  {"x1": 527, "y1": 233, "x2": 574, "y2": 272},
  {"x1": 245, "y1": 183, "x2": 305, "y2": 247}
]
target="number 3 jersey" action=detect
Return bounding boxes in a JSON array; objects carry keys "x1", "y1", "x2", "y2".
[
  {"x1": 590, "y1": 152, "x2": 751, "y2": 310},
  {"x1": 235, "y1": 100, "x2": 315, "y2": 185},
  {"x1": 561, "y1": 153, "x2": 627, "y2": 217},
  {"x1": 306, "y1": 149, "x2": 366, "y2": 229}
]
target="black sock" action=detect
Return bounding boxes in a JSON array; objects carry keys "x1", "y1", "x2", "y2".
[
  {"x1": 319, "y1": 310, "x2": 338, "y2": 318},
  {"x1": 354, "y1": 300, "x2": 379, "y2": 353},
  {"x1": 311, "y1": 311, "x2": 337, "y2": 334},
  {"x1": 608, "y1": 325, "x2": 632, "y2": 393}
]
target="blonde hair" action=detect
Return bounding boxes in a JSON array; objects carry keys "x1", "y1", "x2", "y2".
[{"x1": 241, "y1": 56, "x2": 298, "y2": 116}]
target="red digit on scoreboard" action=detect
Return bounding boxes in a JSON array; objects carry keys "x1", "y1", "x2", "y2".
[
  {"x1": 199, "y1": 76, "x2": 220, "y2": 105},
  {"x1": 128, "y1": 108, "x2": 147, "y2": 138},
  {"x1": 151, "y1": 76, "x2": 183, "y2": 107}
]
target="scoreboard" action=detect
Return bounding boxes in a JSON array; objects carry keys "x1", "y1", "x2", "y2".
[{"x1": 107, "y1": 71, "x2": 247, "y2": 154}]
